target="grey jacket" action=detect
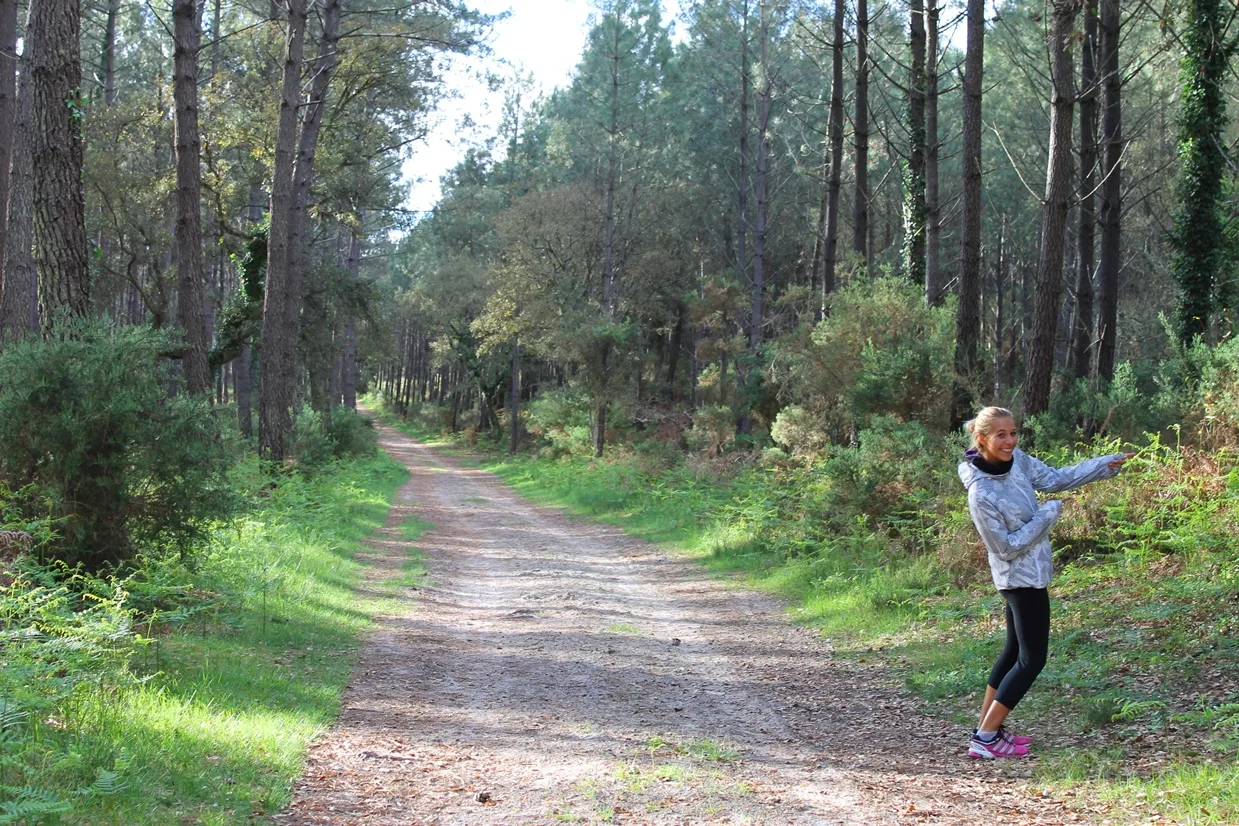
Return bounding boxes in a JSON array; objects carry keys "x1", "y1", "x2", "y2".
[{"x1": 958, "y1": 448, "x2": 1125, "y2": 590}]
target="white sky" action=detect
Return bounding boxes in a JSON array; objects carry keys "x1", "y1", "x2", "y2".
[
  {"x1": 403, "y1": 0, "x2": 600, "y2": 215},
  {"x1": 403, "y1": 0, "x2": 967, "y2": 216}
]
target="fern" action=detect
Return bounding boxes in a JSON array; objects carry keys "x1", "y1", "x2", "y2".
[{"x1": 0, "y1": 787, "x2": 72, "y2": 825}]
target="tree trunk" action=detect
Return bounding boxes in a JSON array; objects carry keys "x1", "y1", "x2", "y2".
[
  {"x1": 210, "y1": 0, "x2": 222, "y2": 79},
  {"x1": 509, "y1": 336, "x2": 520, "y2": 455},
  {"x1": 853, "y1": 0, "x2": 869, "y2": 270},
  {"x1": 903, "y1": 0, "x2": 926, "y2": 287},
  {"x1": 341, "y1": 228, "x2": 361, "y2": 409},
  {"x1": 1070, "y1": 0, "x2": 1098, "y2": 380},
  {"x1": 0, "y1": 14, "x2": 31, "y2": 343},
  {"x1": 925, "y1": 0, "x2": 941, "y2": 305},
  {"x1": 31, "y1": 0, "x2": 89, "y2": 333},
  {"x1": 258, "y1": 0, "x2": 308, "y2": 461},
  {"x1": 103, "y1": 0, "x2": 118, "y2": 104},
  {"x1": 1095, "y1": 0, "x2": 1121, "y2": 377},
  {"x1": 735, "y1": 1, "x2": 749, "y2": 291},
  {"x1": 0, "y1": 0, "x2": 16, "y2": 292},
  {"x1": 1022, "y1": 0, "x2": 1083, "y2": 417},
  {"x1": 994, "y1": 218, "x2": 1007, "y2": 397},
  {"x1": 750, "y1": 0, "x2": 769, "y2": 350},
  {"x1": 951, "y1": 0, "x2": 984, "y2": 428},
  {"x1": 173, "y1": 0, "x2": 210, "y2": 395},
  {"x1": 237, "y1": 344, "x2": 253, "y2": 438}
]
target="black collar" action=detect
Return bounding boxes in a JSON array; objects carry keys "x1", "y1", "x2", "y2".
[{"x1": 971, "y1": 454, "x2": 1014, "y2": 476}]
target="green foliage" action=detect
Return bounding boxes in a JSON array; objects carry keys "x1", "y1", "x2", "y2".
[
  {"x1": 0, "y1": 452, "x2": 407, "y2": 824},
  {"x1": 768, "y1": 277, "x2": 954, "y2": 448},
  {"x1": 292, "y1": 405, "x2": 378, "y2": 472},
  {"x1": 0, "y1": 320, "x2": 238, "y2": 568},
  {"x1": 1168, "y1": 0, "x2": 1237, "y2": 344},
  {"x1": 525, "y1": 389, "x2": 601, "y2": 457},
  {"x1": 210, "y1": 228, "x2": 267, "y2": 370}
]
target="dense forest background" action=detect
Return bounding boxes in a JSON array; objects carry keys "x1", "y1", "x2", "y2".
[{"x1": 3, "y1": 0, "x2": 1239, "y2": 821}]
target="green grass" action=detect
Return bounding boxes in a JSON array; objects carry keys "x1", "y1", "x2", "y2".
[
  {"x1": 367, "y1": 397, "x2": 1239, "y2": 824},
  {"x1": 2, "y1": 452, "x2": 409, "y2": 825}
]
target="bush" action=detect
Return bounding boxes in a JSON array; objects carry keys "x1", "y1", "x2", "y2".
[
  {"x1": 0, "y1": 321, "x2": 237, "y2": 569},
  {"x1": 525, "y1": 389, "x2": 594, "y2": 456},
  {"x1": 292, "y1": 405, "x2": 336, "y2": 471},
  {"x1": 326, "y1": 406, "x2": 378, "y2": 458},
  {"x1": 767, "y1": 277, "x2": 954, "y2": 440}
]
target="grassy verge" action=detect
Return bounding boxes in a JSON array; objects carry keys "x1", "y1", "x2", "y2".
[
  {"x1": 1, "y1": 452, "x2": 409, "y2": 825},
  {"x1": 369, "y1": 397, "x2": 1239, "y2": 824}
]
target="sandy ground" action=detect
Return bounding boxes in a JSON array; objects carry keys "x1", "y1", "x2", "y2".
[{"x1": 274, "y1": 420, "x2": 1092, "y2": 826}]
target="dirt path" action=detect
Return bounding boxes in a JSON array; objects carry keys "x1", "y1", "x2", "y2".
[{"x1": 275, "y1": 421, "x2": 1086, "y2": 825}]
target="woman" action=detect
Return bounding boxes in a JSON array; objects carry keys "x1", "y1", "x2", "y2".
[{"x1": 958, "y1": 406, "x2": 1133, "y2": 759}]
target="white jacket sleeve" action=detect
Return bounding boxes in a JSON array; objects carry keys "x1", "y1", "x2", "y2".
[
  {"x1": 1023, "y1": 452, "x2": 1124, "y2": 494},
  {"x1": 970, "y1": 494, "x2": 1062, "y2": 562}
]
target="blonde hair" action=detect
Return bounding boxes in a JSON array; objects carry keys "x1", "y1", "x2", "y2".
[{"x1": 964, "y1": 406, "x2": 1016, "y2": 449}]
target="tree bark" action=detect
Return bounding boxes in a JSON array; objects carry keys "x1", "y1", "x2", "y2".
[
  {"x1": 1022, "y1": 0, "x2": 1083, "y2": 417},
  {"x1": 925, "y1": 0, "x2": 941, "y2": 305},
  {"x1": 1095, "y1": 0, "x2": 1120, "y2": 378},
  {"x1": 508, "y1": 336, "x2": 520, "y2": 454},
  {"x1": 903, "y1": 0, "x2": 926, "y2": 288},
  {"x1": 259, "y1": 0, "x2": 308, "y2": 461},
  {"x1": 750, "y1": 0, "x2": 769, "y2": 349},
  {"x1": 30, "y1": 0, "x2": 89, "y2": 333},
  {"x1": 735, "y1": 0, "x2": 749, "y2": 291},
  {"x1": 0, "y1": 0, "x2": 15, "y2": 276},
  {"x1": 853, "y1": 0, "x2": 869, "y2": 270},
  {"x1": 0, "y1": 6, "x2": 31, "y2": 343},
  {"x1": 173, "y1": 0, "x2": 210, "y2": 394},
  {"x1": 341, "y1": 227, "x2": 361, "y2": 409},
  {"x1": 103, "y1": 0, "x2": 118, "y2": 104},
  {"x1": 237, "y1": 345, "x2": 253, "y2": 438},
  {"x1": 1070, "y1": 0, "x2": 1098, "y2": 379},
  {"x1": 951, "y1": 0, "x2": 984, "y2": 428}
]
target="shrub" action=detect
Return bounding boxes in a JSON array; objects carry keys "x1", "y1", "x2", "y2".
[
  {"x1": 327, "y1": 406, "x2": 378, "y2": 458},
  {"x1": 771, "y1": 405, "x2": 832, "y2": 459},
  {"x1": 526, "y1": 389, "x2": 594, "y2": 456},
  {"x1": 767, "y1": 277, "x2": 954, "y2": 440},
  {"x1": 292, "y1": 405, "x2": 336, "y2": 471},
  {"x1": 0, "y1": 321, "x2": 237, "y2": 569}
]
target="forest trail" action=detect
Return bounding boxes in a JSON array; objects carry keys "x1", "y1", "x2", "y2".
[{"x1": 275, "y1": 420, "x2": 1081, "y2": 826}]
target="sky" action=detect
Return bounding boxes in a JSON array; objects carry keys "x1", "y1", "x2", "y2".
[
  {"x1": 403, "y1": 0, "x2": 966, "y2": 217},
  {"x1": 403, "y1": 0, "x2": 601, "y2": 215}
]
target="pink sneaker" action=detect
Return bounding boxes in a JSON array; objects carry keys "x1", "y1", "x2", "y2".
[
  {"x1": 999, "y1": 726, "x2": 1032, "y2": 747},
  {"x1": 968, "y1": 732, "x2": 1029, "y2": 759}
]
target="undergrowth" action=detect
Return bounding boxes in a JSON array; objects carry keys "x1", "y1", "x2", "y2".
[
  {"x1": 369, "y1": 394, "x2": 1239, "y2": 824},
  {"x1": 0, "y1": 453, "x2": 408, "y2": 825}
]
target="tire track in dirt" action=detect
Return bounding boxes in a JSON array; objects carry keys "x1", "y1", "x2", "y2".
[{"x1": 275, "y1": 419, "x2": 1083, "y2": 825}]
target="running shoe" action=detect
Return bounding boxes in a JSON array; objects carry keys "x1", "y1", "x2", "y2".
[{"x1": 968, "y1": 732, "x2": 1029, "y2": 759}]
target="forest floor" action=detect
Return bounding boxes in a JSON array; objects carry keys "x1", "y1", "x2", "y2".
[{"x1": 273, "y1": 419, "x2": 1121, "y2": 826}]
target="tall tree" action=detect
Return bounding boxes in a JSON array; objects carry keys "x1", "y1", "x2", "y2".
[
  {"x1": 924, "y1": 0, "x2": 941, "y2": 305},
  {"x1": 750, "y1": 0, "x2": 771, "y2": 349},
  {"x1": 173, "y1": 0, "x2": 210, "y2": 394},
  {"x1": 853, "y1": 0, "x2": 869, "y2": 270},
  {"x1": 30, "y1": 0, "x2": 90, "y2": 332},
  {"x1": 951, "y1": 0, "x2": 984, "y2": 428},
  {"x1": 819, "y1": 0, "x2": 845, "y2": 316},
  {"x1": 286, "y1": 0, "x2": 343, "y2": 419},
  {"x1": 1094, "y1": 0, "x2": 1122, "y2": 378},
  {"x1": 1023, "y1": 0, "x2": 1084, "y2": 417},
  {"x1": 903, "y1": 0, "x2": 926, "y2": 287},
  {"x1": 259, "y1": 0, "x2": 309, "y2": 460},
  {"x1": 1168, "y1": 0, "x2": 1232, "y2": 347},
  {"x1": 0, "y1": 13, "x2": 33, "y2": 342},
  {"x1": 1069, "y1": 0, "x2": 1098, "y2": 379},
  {"x1": 0, "y1": 0, "x2": 17, "y2": 282}
]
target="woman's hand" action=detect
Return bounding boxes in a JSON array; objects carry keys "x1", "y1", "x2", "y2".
[{"x1": 1108, "y1": 452, "x2": 1137, "y2": 470}]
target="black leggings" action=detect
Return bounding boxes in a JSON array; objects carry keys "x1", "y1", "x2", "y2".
[{"x1": 987, "y1": 587, "x2": 1050, "y2": 710}]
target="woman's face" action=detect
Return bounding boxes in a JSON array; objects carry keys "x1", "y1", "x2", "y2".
[{"x1": 978, "y1": 416, "x2": 1018, "y2": 464}]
